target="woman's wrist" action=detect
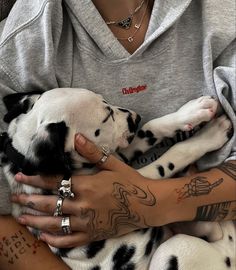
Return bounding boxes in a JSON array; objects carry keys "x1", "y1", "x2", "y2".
[
  {"x1": 143, "y1": 161, "x2": 236, "y2": 226},
  {"x1": 135, "y1": 177, "x2": 178, "y2": 227}
]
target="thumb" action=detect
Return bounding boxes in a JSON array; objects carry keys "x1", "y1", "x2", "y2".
[{"x1": 74, "y1": 133, "x2": 126, "y2": 171}]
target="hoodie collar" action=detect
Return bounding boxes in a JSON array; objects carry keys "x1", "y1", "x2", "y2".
[{"x1": 64, "y1": 0, "x2": 192, "y2": 60}]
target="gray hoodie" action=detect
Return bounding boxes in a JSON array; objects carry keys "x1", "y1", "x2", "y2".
[{"x1": 0, "y1": 0, "x2": 235, "y2": 214}]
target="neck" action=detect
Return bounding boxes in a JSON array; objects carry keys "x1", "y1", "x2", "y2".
[
  {"x1": 92, "y1": 0, "x2": 153, "y2": 54},
  {"x1": 92, "y1": 0, "x2": 141, "y2": 22}
]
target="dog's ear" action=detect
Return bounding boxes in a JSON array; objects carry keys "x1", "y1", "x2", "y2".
[
  {"x1": 3, "y1": 91, "x2": 42, "y2": 123},
  {"x1": 23, "y1": 121, "x2": 72, "y2": 175}
]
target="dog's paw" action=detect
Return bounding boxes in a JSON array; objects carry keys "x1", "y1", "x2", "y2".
[
  {"x1": 176, "y1": 96, "x2": 218, "y2": 131},
  {"x1": 194, "y1": 115, "x2": 232, "y2": 152}
]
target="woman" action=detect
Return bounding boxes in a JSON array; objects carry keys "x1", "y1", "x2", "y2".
[{"x1": 0, "y1": 0, "x2": 235, "y2": 269}]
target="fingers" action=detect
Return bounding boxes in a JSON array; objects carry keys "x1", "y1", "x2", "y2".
[
  {"x1": 16, "y1": 215, "x2": 85, "y2": 236},
  {"x1": 75, "y1": 133, "x2": 130, "y2": 172},
  {"x1": 11, "y1": 194, "x2": 76, "y2": 215},
  {"x1": 15, "y1": 173, "x2": 61, "y2": 190},
  {"x1": 40, "y1": 232, "x2": 89, "y2": 248}
]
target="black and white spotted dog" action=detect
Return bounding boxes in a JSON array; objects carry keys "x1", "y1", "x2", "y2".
[{"x1": 0, "y1": 88, "x2": 235, "y2": 270}]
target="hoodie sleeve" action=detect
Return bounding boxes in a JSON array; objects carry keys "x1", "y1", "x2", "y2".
[
  {"x1": 197, "y1": 6, "x2": 236, "y2": 170},
  {"x1": 0, "y1": 63, "x2": 19, "y2": 215}
]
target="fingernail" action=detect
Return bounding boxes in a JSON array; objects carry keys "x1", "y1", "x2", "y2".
[
  {"x1": 76, "y1": 134, "x2": 86, "y2": 146},
  {"x1": 15, "y1": 173, "x2": 22, "y2": 181}
]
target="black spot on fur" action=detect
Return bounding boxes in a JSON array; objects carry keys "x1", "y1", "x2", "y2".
[
  {"x1": 82, "y1": 162, "x2": 95, "y2": 169},
  {"x1": 23, "y1": 121, "x2": 72, "y2": 175},
  {"x1": 144, "y1": 227, "x2": 163, "y2": 256},
  {"x1": 57, "y1": 248, "x2": 73, "y2": 257},
  {"x1": 151, "y1": 227, "x2": 158, "y2": 239},
  {"x1": 145, "y1": 130, "x2": 154, "y2": 137},
  {"x1": 124, "y1": 263, "x2": 135, "y2": 270},
  {"x1": 148, "y1": 137, "x2": 157, "y2": 146},
  {"x1": 127, "y1": 135, "x2": 135, "y2": 144},
  {"x1": 1, "y1": 156, "x2": 8, "y2": 163},
  {"x1": 112, "y1": 244, "x2": 135, "y2": 270},
  {"x1": 228, "y1": 235, "x2": 233, "y2": 241},
  {"x1": 167, "y1": 255, "x2": 178, "y2": 270},
  {"x1": 3, "y1": 91, "x2": 42, "y2": 123},
  {"x1": 155, "y1": 227, "x2": 164, "y2": 243},
  {"x1": 131, "y1": 150, "x2": 143, "y2": 163},
  {"x1": 90, "y1": 266, "x2": 101, "y2": 270},
  {"x1": 128, "y1": 114, "x2": 141, "y2": 134},
  {"x1": 118, "y1": 152, "x2": 129, "y2": 164},
  {"x1": 86, "y1": 240, "x2": 106, "y2": 259},
  {"x1": 157, "y1": 165, "x2": 165, "y2": 177},
  {"x1": 3, "y1": 99, "x2": 30, "y2": 123},
  {"x1": 95, "y1": 129, "x2": 100, "y2": 137},
  {"x1": 3, "y1": 91, "x2": 42, "y2": 111},
  {"x1": 182, "y1": 165, "x2": 190, "y2": 174},
  {"x1": 200, "y1": 235, "x2": 209, "y2": 242},
  {"x1": 144, "y1": 240, "x2": 153, "y2": 256},
  {"x1": 168, "y1": 162, "x2": 175, "y2": 171},
  {"x1": 227, "y1": 129, "x2": 233, "y2": 139},
  {"x1": 137, "y1": 129, "x2": 146, "y2": 138},
  {"x1": 9, "y1": 163, "x2": 20, "y2": 175},
  {"x1": 118, "y1": 108, "x2": 130, "y2": 113},
  {"x1": 141, "y1": 228, "x2": 149, "y2": 234},
  {"x1": 225, "y1": 257, "x2": 231, "y2": 267}
]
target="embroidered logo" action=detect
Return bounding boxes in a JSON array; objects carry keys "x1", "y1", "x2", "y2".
[{"x1": 122, "y1": 85, "x2": 147, "y2": 95}]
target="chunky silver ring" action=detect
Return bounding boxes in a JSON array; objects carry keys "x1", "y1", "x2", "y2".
[
  {"x1": 58, "y1": 177, "x2": 75, "y2": 199},
  {"x1": 54, "y1": 196, "x2": 64, "y2": 216},
  {"x1": 61, "y1": 216, "x2": 72, "y2": 235},
  {"x1": 96, "y1": 146, "x2": 110, "y2": 166}
]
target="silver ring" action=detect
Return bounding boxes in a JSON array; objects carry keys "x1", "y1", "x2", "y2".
[
  {"x1": 58, "y1": 177, "x2": 75, "y2": 199},
  {"x1": 54, "y1": 197, "x2": 64, "y2": 216},
  {"x1": 61, "y1": 217, "x2": 72, "y2": 235},
  {"x1": 96, "y1": 146, "x2": 110, "y2": 166}
]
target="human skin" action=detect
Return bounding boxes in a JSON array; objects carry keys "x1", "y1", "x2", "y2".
[
  {"x1": 0, "y1": 216, "x2": 70, "y2": 270},
  {"x1": 11, "y1": 134, "x2": 236, "y2": 248}
]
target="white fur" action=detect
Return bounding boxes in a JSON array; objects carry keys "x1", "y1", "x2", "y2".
[{"x1": 2, "y1": 89, "x2": 234, "y2": 270}]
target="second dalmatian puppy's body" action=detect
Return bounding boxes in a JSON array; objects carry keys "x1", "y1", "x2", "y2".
[{"x1": 0, "y1": 88, "x2": 234, "y2": 270}]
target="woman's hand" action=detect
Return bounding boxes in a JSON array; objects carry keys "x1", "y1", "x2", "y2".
[{"x1": 11, "y1": 134, "x2": 158, "y2": 248}]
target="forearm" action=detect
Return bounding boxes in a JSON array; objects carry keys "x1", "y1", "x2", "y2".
[
  {"x1": 0, "y1": 216, "x2": 70, "y2": 270},
  {"x1": 145, "y1": 161, "x2": 236, "y2": 226}
]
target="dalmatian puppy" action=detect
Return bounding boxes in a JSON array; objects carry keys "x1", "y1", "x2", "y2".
[{"x1": 0, "y1": 88, "x2": 233, "y2": 270}]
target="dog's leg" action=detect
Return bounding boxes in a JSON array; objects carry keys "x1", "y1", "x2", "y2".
[
  {"x1": 137, "y1": 115, "x2": 231, "y2": 179},
  {"x1": 119, "y1": 96, "x2": 218, "y2": 162}
]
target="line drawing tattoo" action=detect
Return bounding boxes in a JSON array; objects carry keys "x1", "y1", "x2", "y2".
[
  {"x1": 194, "y1": 200, "x2": 236, "y2": 221},
  {"x1": 79, "y1": 182, "x2": 156, "y2": 241},
  {"x1": 217, "y1": 162, "x2": 236, "y2": 181},
  {"x1": 0, "y1": 230, "x2": 41, "y2": 265},
  {"x1": 175, "y1": 177, "x2": 223, "y2": 203}
]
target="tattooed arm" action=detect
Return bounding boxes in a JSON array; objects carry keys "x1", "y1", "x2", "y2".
[
  {"x1": 146, "y1": 160, "x2": 236, "y2": 225},
  {"x1": 11, "y1": 134, "x2": 236, "y2": 248},
  {"x1": 0, "y1": 216, "x2": 70, "y2": 270}
]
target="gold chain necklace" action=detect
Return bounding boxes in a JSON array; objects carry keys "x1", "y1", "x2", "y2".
[
  {"x1": 116, "y1": 0, "x2": 149, "y2": 42},
  {"x1": 105, "y1": 0, "x2": 145, "y2": 30}
]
